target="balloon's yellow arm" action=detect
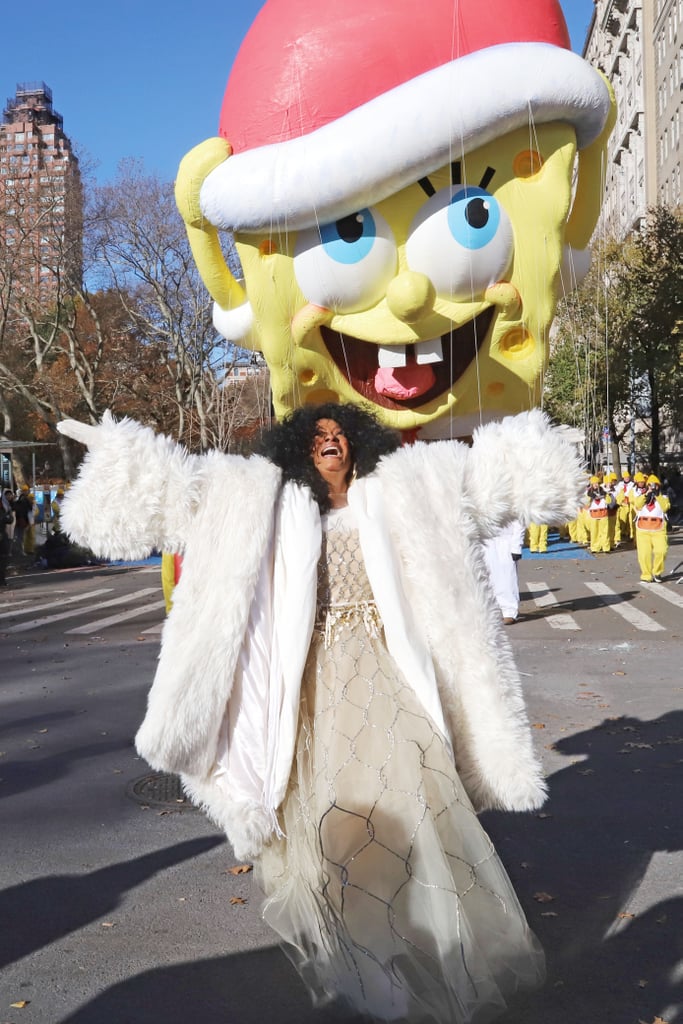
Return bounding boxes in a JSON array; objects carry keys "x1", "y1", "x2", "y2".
[{"x1": 174, "y1": 138, "x2": 246, "y2": 311}]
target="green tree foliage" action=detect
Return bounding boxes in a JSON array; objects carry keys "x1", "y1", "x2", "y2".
[{"x1": 545, "y1": 206, "x2": 682, "y2": 472}]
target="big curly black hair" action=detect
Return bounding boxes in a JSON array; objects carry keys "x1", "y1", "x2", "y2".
[{"x1": 258, "y1": 403, "x2": 401, "y2": 513}]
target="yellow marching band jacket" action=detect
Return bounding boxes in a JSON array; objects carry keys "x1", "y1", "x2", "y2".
[{"x1": 564, "y1": 471, "x2": 670, "y2": 549}]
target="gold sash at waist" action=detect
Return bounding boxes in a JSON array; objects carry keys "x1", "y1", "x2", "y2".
[{"x1": 314, "y1": 600, "x2": 382, "y2": 649}]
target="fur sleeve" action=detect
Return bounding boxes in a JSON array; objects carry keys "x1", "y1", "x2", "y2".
[
  {"x1": 61, "y1": 412, "x2": 212, "y2": 560},
  {"x1": 465, "y1": 410, "x2": 586, "y2": 533}
]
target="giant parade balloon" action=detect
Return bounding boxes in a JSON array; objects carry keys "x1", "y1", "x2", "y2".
[{"x1": 175, "y1": 0, "x2": 615, "y2": 438}]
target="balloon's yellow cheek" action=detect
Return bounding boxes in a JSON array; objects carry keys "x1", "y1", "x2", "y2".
[
  {"x1": 234, "y1": 123, "x2": 577, "y2": 433},
  {"x1": 485, "y1": 130, "x2": 577, "y2": 392}
]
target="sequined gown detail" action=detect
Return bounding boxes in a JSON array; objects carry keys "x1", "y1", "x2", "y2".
[{"x1": 257, "y1": 506, "x2": 544, "y2": 1023}]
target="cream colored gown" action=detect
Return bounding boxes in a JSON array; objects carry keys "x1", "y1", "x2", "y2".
[{"x1": 257, "y1": 506, "x2": 544, "y2": 1023}]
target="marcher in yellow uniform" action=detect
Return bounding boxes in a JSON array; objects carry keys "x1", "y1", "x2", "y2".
[
  {"x1": 161, "y1": 552, "x2": 184, "y2": 613},
  {"x1": 603, "y1": 472, "x2": 620, "y2": 547},
  {"x1": 629, "y1": 472, "x2": 648, "y2": 540},
  {"x1": 615, "y1": 470, "x2": 633, "y2": 543},
  {"x1": 50, "y1": 488, "x2": 65, "y2": 534},
  {"x1": 586, "y1": 475, "x2": 613, "y2": 553},
  {"x1": 575, "y1": 474, "x2": 594, "y2": 545},
  {"x1": 527, "y1": 522, "x2": 548, "y2": 553},
  {"x1": 633, "y1": 475, "x2": 670, "y2": 582},
  {"x1": 23, "y1": 492, "x2": 38, "y2": 555}
]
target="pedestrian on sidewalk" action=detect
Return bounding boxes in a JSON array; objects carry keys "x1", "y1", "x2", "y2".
[
  {"x1": 12, "y1": 485, "x2": 32, "y2": 553},
  {"x1": 0, "y1": 491, "x2": 12, "y2": 586}
]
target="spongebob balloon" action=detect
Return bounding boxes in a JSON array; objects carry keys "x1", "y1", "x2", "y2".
[{"x1": 175, "y1": 0, "x2": 615, "y2": 439}]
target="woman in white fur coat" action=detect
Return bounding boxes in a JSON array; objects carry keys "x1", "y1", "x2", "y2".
[{"x1": 58, "y1": 403, "x2": 584, "y2": 1024}]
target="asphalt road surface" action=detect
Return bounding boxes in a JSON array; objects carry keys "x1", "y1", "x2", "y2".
[{"x1": 1, "y1": 534, "x2": 681, "y2": 1024}]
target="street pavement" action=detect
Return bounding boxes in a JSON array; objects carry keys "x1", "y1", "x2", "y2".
[{"x1": 0, "y1": 532, "x2": 681, "y2": 1024}]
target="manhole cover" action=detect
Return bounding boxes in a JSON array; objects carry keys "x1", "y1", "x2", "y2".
[{"x1": 127, "y1": 771, "x2": 196, "y2": 810}]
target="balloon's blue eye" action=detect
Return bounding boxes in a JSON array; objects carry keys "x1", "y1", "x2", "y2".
[
  {"x1": 294, "y1": 205, "x2": 397, "y2": 313},
  {"x1": 320, "y1": 210, "x2": 376, "y2": 264},
  {"x1": 447, "y1": 187, "x2": 500, "y2": 251}
]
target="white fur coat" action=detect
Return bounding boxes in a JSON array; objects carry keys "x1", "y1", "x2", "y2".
[{"x1": 59, "y1": 410, "x2": 584, "y2": 858}]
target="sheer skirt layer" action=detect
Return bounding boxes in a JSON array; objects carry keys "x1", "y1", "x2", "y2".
[{"x1": 256, "y1": 515, "x2": 544, "y2": 1022}]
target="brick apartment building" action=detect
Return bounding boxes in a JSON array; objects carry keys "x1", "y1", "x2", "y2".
[{"x1": 0, "y1": 81, "x2": 83, "y2": 294}]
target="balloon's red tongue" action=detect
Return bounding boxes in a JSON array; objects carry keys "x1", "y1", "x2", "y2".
[{"x1": 374, "y1": 364, "x2": 436, "y2": 400}]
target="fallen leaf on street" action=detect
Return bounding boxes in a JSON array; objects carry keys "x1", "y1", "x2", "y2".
[
  {"x1": 226, "y1": 864, "x2": 253, "y2": 875},
  {"x1": 536, "y1": 812, "x2": 553, "y2": 819},
  {"x1": 531, "y1": 723, "x2": 546, "y2": 729},
  {"x1": 617, "y1": 912, "x2": 635, "y2": 920},
  {"x1": 10, "y1": 1001, "x2": 30, "y2": 1007},
  {"x1": 100, "y1": 921, "x2": 116, "y2": 928},
  {"x1": 637, "y1": 979, "x2": 648, "y2": 988},
  {"x1": 541, "y1": 911, "x2": 558, "y2": 917},
  {"x1": 533, "y1": 892, "x2": 555, "y2": 903},
  {"x1": 230, "y1": 896, "x2": 248, "y2": 905}
]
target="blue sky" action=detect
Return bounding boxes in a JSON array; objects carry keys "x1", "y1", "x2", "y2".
[{"x1": 2, "y1": 0, "x2": 595, "y2": 185}]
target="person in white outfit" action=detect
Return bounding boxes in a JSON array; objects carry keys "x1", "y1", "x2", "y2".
[
  {"x1": 57, "y1": 403, "x2": 585, "y2": 1024},
  {"x1": 483, "y1": 519, "x2": 525, "y2": 624}
]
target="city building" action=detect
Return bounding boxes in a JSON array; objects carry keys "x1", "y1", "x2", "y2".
[
  {"x1": 0, "y1": 82, "x2": 83, "y2": 293},
  {"x1": 584, "y1": 0, "x2": 682, "y2": 239}
]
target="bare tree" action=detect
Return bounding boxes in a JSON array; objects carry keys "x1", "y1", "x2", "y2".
[
  {"x1": 87, "y1": 160, "x2": 245, "y2": 449},
  {"x1": 0, "y1": 162, "x2": 90, "y2": 476},
  {"x1": 1, "y1": 157, "x2": 265, "y2": 480}
]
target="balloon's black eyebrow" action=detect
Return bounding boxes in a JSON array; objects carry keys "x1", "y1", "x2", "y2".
[
  {"x1": 418, "y1": 162, "x2": 494, "y2": 197},
  {"x1": 418, "y1": 176, "x2": 435, "y2": 197},
  {"x1": 480, "y1": 166, "x2": 496, "y2": 189}
]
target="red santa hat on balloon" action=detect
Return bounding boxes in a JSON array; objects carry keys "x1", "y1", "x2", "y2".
[{"x1": 200, "y1": 0, "x2": 612, "y2": 233}]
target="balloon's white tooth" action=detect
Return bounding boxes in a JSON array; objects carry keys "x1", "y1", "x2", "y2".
[
  {"x1": 377, "y1": 344, "x2": 407, "y2": 368},
  {"x1": 414, "y1": 337, "x2": 444, "y2": 364}
]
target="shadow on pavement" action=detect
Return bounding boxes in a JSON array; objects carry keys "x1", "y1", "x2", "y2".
[
  {"x1": 0, "y1": 738, "x2": 132, "y2": 801},
  {"x1": 488, "y1": 709, "x2": 683, "y2": 1022},
  {"x1": 20, "y1": 712, "x2": 682, "y2": 1024},
  {"x1": 0, "y1": 837, "x2": 224, "y2": 969},
  {"x1": 58, "y1": 946, "x2": 358, "y2": 1024}
]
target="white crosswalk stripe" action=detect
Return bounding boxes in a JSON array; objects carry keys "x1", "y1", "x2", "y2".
[
  {"x1": 66, "y1": 599, "x2": 167, "y2": 635},
  {"x1": 0, "y1": 589, "x2": 113, "y2": 622},
  {"x1": 2, "y1": 568, "x2": 679, "y2": 638},
  {"x1": 584, "y1": 581, "x2": 666, "y2": 632},
  {"x1": 638, "y1": 580, "x2": 683, "y2": 610},
  {"x1": 525, "y1": 580, "x2": 580, "y2": 630},
  {"x1": 3, "y1": 588, "x2": 159, "y2": 634},
  {"x1": 141, "y1": 622, "x2": 164, "y2": 635}
]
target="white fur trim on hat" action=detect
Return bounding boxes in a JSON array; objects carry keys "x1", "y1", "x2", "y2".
[{"x1": 201, "y1": 42, "x2": 611, "y2": 233}]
